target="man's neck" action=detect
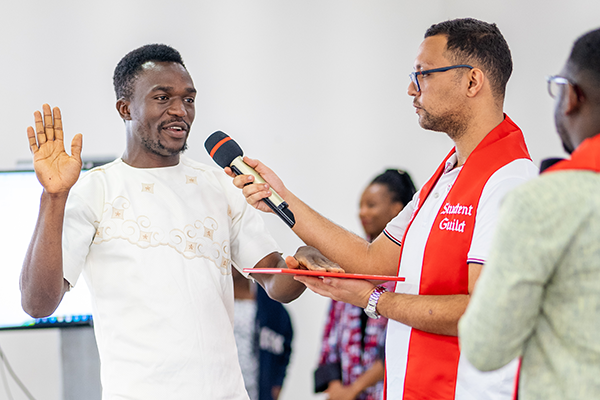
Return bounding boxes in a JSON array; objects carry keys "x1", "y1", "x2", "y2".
[
  {"x1": 121, "y1": 149, "x2": 181, "y2": 169},
  {"x1": 453, "y1": 111, "x2": 505, "y2": 167}
]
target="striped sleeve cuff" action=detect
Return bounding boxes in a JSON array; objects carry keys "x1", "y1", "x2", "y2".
[{"x1": 384, "y1": 229, "x2": 402, "y2": 247}]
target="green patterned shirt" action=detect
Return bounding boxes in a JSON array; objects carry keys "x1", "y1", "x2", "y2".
[{"x1": 459, "y1": 170, "x2": 600, "y2": 400}]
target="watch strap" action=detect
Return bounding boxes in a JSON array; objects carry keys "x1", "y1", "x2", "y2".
[{"x1": 364, "y1": 285, "x2": 387, "y2": 319}]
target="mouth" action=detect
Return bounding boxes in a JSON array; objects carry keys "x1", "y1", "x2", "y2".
[
  {"x1": 160, "y1": 120, "x2": 189, "y2": 139},
  {"x1": 413, "y1": 102, "x2": 422, "y2": 114}
]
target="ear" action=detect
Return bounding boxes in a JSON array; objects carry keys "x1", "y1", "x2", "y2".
[
  {"x1": 465, "y1": 68, "x2": 485, "y2": 98},
  {"x1": 116, "y1": 98, "x2": 132, "y2": 120},
  {"x1": 564, "y1": 84, "x2": 584, "y2": 115}
]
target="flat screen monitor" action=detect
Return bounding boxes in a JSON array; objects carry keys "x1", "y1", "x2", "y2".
[{"x1": 0, "y1": 170, "x2": 93, "y2": 330}]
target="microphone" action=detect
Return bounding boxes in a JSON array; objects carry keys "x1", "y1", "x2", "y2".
[{"x1": 204, "y1": 131, "x2": 296, "y2": 228}]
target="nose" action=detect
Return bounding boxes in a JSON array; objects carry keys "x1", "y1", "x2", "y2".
[
  {"x1": 407, "y1": 80, "x2": 418, "y2": 97},
  {"x1": 167, "y1": 98, "x2": 187, "y2": 117},
  {"x1": 359, "y1": 205, "x2": 368, "y2": 219}
]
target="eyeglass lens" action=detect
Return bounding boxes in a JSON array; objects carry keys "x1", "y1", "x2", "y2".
[{"x1": 547, "y1": 77, "x2": 569, "y2": 98}]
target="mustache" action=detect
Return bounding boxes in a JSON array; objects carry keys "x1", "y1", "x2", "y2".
[{"x1": 159, "y1": 118, "x2": 191, "y2": 131}]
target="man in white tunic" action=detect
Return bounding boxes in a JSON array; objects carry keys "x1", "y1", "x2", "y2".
[{"x1": 20, "y1": 44, "x2": 305, "y2": 400}]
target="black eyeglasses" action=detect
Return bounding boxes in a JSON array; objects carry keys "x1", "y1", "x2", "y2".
[
  {"x1": 546, "y1": 75, "x2": 571, "y2": 98},
  {"x1": 409, "y1": 65, "x2": 473, "y2": 92}
]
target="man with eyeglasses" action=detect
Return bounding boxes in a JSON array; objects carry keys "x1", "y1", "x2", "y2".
[
  {"x1": 230, "y1": 18, "x2": 537, "y2": 399},
  {"x1": 459, "y1": 27, "x2": 600, "y2": 400}
]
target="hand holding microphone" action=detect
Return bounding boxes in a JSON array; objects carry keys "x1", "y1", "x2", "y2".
[{"x1": 204, "y1": 131, "x2": 295, "y2": 228}]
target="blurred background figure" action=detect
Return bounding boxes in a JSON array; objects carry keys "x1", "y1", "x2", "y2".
[
  {"x1": 233, "y1": 268, "x2": 294, "y2": 400},
  {"x1": 314, "y1": 169, "x2": 416, "y2": 400}
]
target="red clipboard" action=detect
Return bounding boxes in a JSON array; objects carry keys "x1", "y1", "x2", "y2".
[{"x1": 242, "y1": 268, "x2": 405, "y2": 282}]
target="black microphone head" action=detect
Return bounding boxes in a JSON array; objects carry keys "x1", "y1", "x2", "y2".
[{"x1": 204, "y1": 131, "x2": 244, "y2": 168}]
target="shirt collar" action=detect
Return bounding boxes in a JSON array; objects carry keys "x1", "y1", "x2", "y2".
[{"x1": 444, "y1": 153, "x2": 458, "y2": 173}]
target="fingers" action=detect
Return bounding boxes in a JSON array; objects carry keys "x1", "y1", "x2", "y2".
[
  {"x1": 53, "y1": 107, "x2": 63, "y2": 141},
  {"x1": 43, "y1": 104, "x2": 55, "y2": 141},
  {"x1": 293, "y1": 246, "x2": 344, "y2": 272},
  {"x1": 34, "y1": 110, "x2": 46, "y2": 145},
  {"x1": 224, "y1": 167, "x2": 235, "y2": 178},
  {"x1": 232, "y1": 174, "x2": 253, "y2": 189},
  {"x1": 244, "y1": 186, "x2": 271, "y2": 207},
  {"x1": 27, "y1": 126, "x2": 39, "y2": 153},
  {"x1": 285, "y1": 256, "x2": 300, "y2": 269},
  {"x1": 33, "y1": 104, "x2": 62, "y2": 146},
  {"x1": 71, "y1": 133, "x2": 83, "y2": 162},
  {"x1": 242, "y1": 156, "x2": 260, "y2": 168},
  {"x1": 293, "y1": 276, "x2": 330, "y2": 296}
]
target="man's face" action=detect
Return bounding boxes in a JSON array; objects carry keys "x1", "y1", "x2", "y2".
[
  {"x1": 127, "y1": 61, "x2": 196, "y2": 161},
  {"x1": 408, "y1": 35, "x2": 470, "y2": 139}
]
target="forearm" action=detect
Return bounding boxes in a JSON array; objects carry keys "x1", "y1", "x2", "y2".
[
  {"x1": 348, "y1": 359, "x2": 385, "y2": 397},
  {"x1": 285, "y1": 191, "x2": 390, "y2": 275},
  {"x1": 252, "y1": 252, "x2": 306, "y2": 303},
  {"x1": 377, "y1": 291, "x2": 470, "y2": 336},
  {"x1": 20, "y1": 191, "x2": 69, "y2": 317},
  {"x1": 287, "y1": 191, "x2": 368, "y2": 263}
]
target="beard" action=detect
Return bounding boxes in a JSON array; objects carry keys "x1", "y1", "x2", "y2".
[
  {"x1": 141, "y1": 136, "x2": 188, "y2": 157},
  {"x1": 418, "y1": 106, "x2": 468, "y2": 141},
  {"x1": 139, "y1": 119, "x2": 190, "y2": 157}
]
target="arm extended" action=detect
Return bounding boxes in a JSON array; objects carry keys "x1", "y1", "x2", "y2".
[
  {"x1": 295, "y1": 262, "x2": 482, "y2": 336},
  {"x1": 20, "y1": 105, "x2": 82, "y2": 317},
  {"x1": 228, "y1": 157, "x2": 401, "y2": 276}
]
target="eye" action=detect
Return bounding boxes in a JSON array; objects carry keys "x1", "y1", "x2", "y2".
[
  {"x1": 155, "y1": 95, "x2": 168, "y2": 101},
  {"x1": 185, "y1": 97, "x2": 195, "y2": 104}
]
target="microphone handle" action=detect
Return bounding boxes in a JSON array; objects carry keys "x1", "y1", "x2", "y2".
[{"x1": 230, "y1": 157, "x2": 296, "y2": 228}]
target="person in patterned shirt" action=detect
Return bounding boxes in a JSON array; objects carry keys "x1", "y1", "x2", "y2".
[{"x1": 315, "y1": 170, "x2": 416, "y2": 400}]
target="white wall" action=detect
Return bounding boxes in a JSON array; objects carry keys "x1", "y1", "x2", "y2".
[{"x1": 0, "y1": 1, "x2": 598, "y2": 399}]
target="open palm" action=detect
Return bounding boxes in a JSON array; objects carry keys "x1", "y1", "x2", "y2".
[{"x1": 27, "y1": 104, "x2": 83, "y2": 194}]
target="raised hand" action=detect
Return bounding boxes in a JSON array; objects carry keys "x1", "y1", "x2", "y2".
[{"x1": 27, "y1": 104, "x2": 83, "y2": 194}]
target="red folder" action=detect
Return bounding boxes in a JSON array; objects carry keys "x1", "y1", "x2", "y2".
[{"x1": 242, "y1": 268, "x2": 405, "y2": 282}]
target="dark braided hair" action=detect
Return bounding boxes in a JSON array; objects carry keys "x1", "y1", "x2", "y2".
[{"x1": 371, "y1": 169, "x2": 416, "y2": 207}]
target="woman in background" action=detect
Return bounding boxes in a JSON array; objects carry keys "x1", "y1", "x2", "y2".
[{"x1": 315, "y1": 169, "x2": 416, "y2": 400}]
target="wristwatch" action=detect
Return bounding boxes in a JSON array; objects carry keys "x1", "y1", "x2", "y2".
[{"x1": 364, "y1": 285, "x2": 387, "y2": 319}]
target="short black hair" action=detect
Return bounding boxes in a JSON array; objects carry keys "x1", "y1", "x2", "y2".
[
  {"x1": 371, "y1": 169, "x2": 416, "y2": 207},
  {"x1": 568, "y1": 27, "x2": 600, "y2": 85},
  {"x1": 113, "y1": 44, "x2": 186, "y2": 100},
  {"x1": 425, "y1": 18, "x2": 512, "y2": 100}
]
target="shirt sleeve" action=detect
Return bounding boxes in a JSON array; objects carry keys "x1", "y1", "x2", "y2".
[
  {"x1": 62, "y1": 172, "x2": 105, "y2": 287},
  {"x1": 467, "y1": 159, "x2": 538, "y2": 264},
  {"x1": 215, "y1": 171, "x2": 281, "y2": 276}
]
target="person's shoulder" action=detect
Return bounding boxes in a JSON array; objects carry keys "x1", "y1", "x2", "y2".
[
  {"x1": 480, "y1": 158, "x2": 539, "y2": 195},
  {"x1": 180, "y1": 156, "x2": 242, "y2": 197},
  {"x1": 179, "y1": 156, "x2": 228, "y2": 179},
  {"x1": 179, "y1": 156, "x2": 215, "y2": 171},
  {"x1": 72, "y1": 158, "x2": 121, "y2": 190},
  {"x1": 505, "y1": 170, "x2": 600, "y2": 220},
  {"x1": 517, "y1": 169, "x2": 599, "y2": 197},
  {"x1": 492, "y1": 158, "x2": 539, "y2": 181}
]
